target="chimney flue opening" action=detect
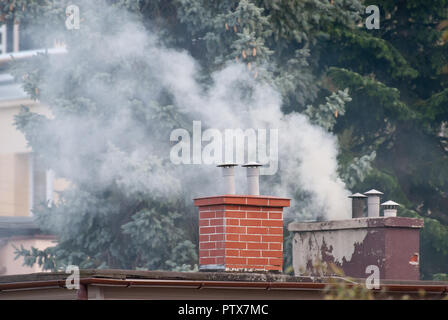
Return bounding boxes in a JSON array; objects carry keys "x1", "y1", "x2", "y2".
[
  {"x1": 217, "y1": 163, "x2": 238, "y2": 195},
  {"x1": 242, "y1": 162, "x2": 262, "y2": 196}
]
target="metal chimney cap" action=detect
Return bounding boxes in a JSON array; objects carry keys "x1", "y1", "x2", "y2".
[
  {"x1": 349, "y1": 193, "x2": 367, "y2": 198},
  {"x1": 242, "y1": 162, "x2": 262, "y2": 168},
  {"x1": 364, "y1": 189, "x2": 384, "y2": 196},
  {"x1": 217, "y1": 163, "x2": 238, "y2": 167},
  {"x1": 381, "y1": 200, "x2": 400, "y2": 207}
]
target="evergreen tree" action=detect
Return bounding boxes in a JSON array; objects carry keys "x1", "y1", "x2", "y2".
[
  {"x1": 6, "y1": 0, "x2": 198, "y2": 271},
  {"x1": 320, "y1": 0, "x2": 448, "y2": 278},
  {"x1": 2, "y1": 0, "x2": 447, "y2": 278}
]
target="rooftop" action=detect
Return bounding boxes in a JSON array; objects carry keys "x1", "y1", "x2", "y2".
[{"x1": 0, "y1": 269, "x2": 447, "y2": 300}]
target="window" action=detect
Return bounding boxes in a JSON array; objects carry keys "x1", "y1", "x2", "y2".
[
  {"x1": 29, "y1": 154, "x2": 53, "y2": 215},
  {"x1": 0, "y1": 25, "x2": 6, "y2": 54},
  {"x1": 0, "y1": 20, "x2": 39, "y2": 55}
]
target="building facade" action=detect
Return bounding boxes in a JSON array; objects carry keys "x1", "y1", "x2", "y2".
[{"x1": 0, "y1": 21, "x2": 64, "y2": 275}]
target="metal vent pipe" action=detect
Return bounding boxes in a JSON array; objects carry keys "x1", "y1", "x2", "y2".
[
  {"x1": 242, "y1": 162, "x2": 262, "y2": 196},
  {"x1": 217, "y1": 163, "x2": 238, "y2": 195},
  {"x1": 364, "y1": 189, "x2": 384, "y2": 218},
  {"x1": 348, "y1": 193, "x2": 367, "y2": 218}
]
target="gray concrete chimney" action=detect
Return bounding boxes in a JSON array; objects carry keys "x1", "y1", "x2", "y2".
[
  {"x1": 364, "y1": 189, "x2": 384, "y2": 217},
  {"x1": 241, "y1": 162, "x2": 262, "y2": 195},
  {"x1": 348, "y1": 193, "x2": 367, "y2": 218},
  {"x1": 288, "y1": 216, "x2": 424, "y2": 280},
  {"x1": 381, "y1": 200, "x2": 400, "y2": 217},
  {"x1": 217, "y1": 163, "x2": 238, "y2": 195}
]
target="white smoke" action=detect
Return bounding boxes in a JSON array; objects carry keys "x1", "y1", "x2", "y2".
[
  {"x1": 24, "y1": 1, "x2": 351, "y2": 221},
  {"x1": 142, "y1": 43, "x2": 351, "y2": 220}
]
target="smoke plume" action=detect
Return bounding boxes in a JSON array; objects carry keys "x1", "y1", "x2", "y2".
[{"x1": 20, "y1": 0, "x2": 351, "y2": 221}]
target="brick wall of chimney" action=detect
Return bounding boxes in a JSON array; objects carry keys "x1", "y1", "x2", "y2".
[{"x1": 194, "y1": 195, "x2": 290, "y2": 272}]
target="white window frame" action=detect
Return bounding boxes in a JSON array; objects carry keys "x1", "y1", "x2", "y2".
[
  {"x1": 46, "y1": 169, "x2": 54, "y2": 208},
  {"x1": 13, "y1": 23, "x2": 19, "y2": 52},
  {"x1": 28, "y1": 153, "x2": 54, "y2": 216},
  {"x1": 0, "y1": 25, "x2": 6, "y2": 54},
  {"x1": 28, "y1": 153, "x2": 34, "y2": 216}
]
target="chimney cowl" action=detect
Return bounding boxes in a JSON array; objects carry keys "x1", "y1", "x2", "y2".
[
  {"x1": 348, "y1": 193, "x2": 367, "y2": 198},
  {"x1": 364, "y1": 189, "x2": 384, "y2": 196},
  {"x1": 217, "y1": 163, "x2": 238, "y2": 168},
  {"x1": 242, "y1": 162, "x2": 263, "y2": 168},
  {"x1": 381, "y1": 200, "x2": 400, "y2": 206},
  {"x1": 381, "y1": 200, "x2": 400, "y2": 217}
]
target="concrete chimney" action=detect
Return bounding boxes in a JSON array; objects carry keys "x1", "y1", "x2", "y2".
[
  {"x1": 381, "y1": 200, "x2": 400, "y2": 217},
  {"x1": 242, "y1": 162, "x2": 262, "y2": 196},
  {"x1": 288, "y1": 216, "x2": 424, "y2": 280},
  {"x1": 364, "y1": 189, "x2": 383, "y2": 217},
  {"x1": 288, "y1": 190, "x2": 424, "y2": 281},
  {"x1": 348, "y1": 193, "x2": 367, "y2": 218},
  {"x1": 217, "y1": 163, "x2": 238, "y2": 195}
]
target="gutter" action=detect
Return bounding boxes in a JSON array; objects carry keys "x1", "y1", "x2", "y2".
[
  {"x1": 1, "y1": 278, "x2": 447, "y2": 295},
  {"x1": 0, "y1": 47, "x2": 67, "y2": 64}
]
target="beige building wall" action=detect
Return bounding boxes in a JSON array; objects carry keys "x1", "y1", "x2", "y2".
[
  {"x1": 0, "y1": 100, "x2": 47, "y2": 154},
  {"x1": 0, "y1": 100, "x2": 68, "y2": 217},
  {"x1": 0, "y1": 100, "x2": 35, "y2": 217},
  {"x1": 0, "y1": 29, "x2": 69, "y2": 275},
  {"x1": 0, "y1": 99, "x2": 66, "y2": 275},
  {"x1": 0, "y1": 236, "x2": 56, "y2": 275},
  {"x1": 0, "y1": 153, "x2": 30, "y2": 216}
]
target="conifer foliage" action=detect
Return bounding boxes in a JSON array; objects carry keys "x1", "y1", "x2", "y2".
[{"x1": 1, "y1": 0, "x2": 448, "y2": 278}]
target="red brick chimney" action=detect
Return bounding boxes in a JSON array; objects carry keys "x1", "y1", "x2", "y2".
[{"x1": 194, "y1": 195, "x2": 290, "y2": 272}]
